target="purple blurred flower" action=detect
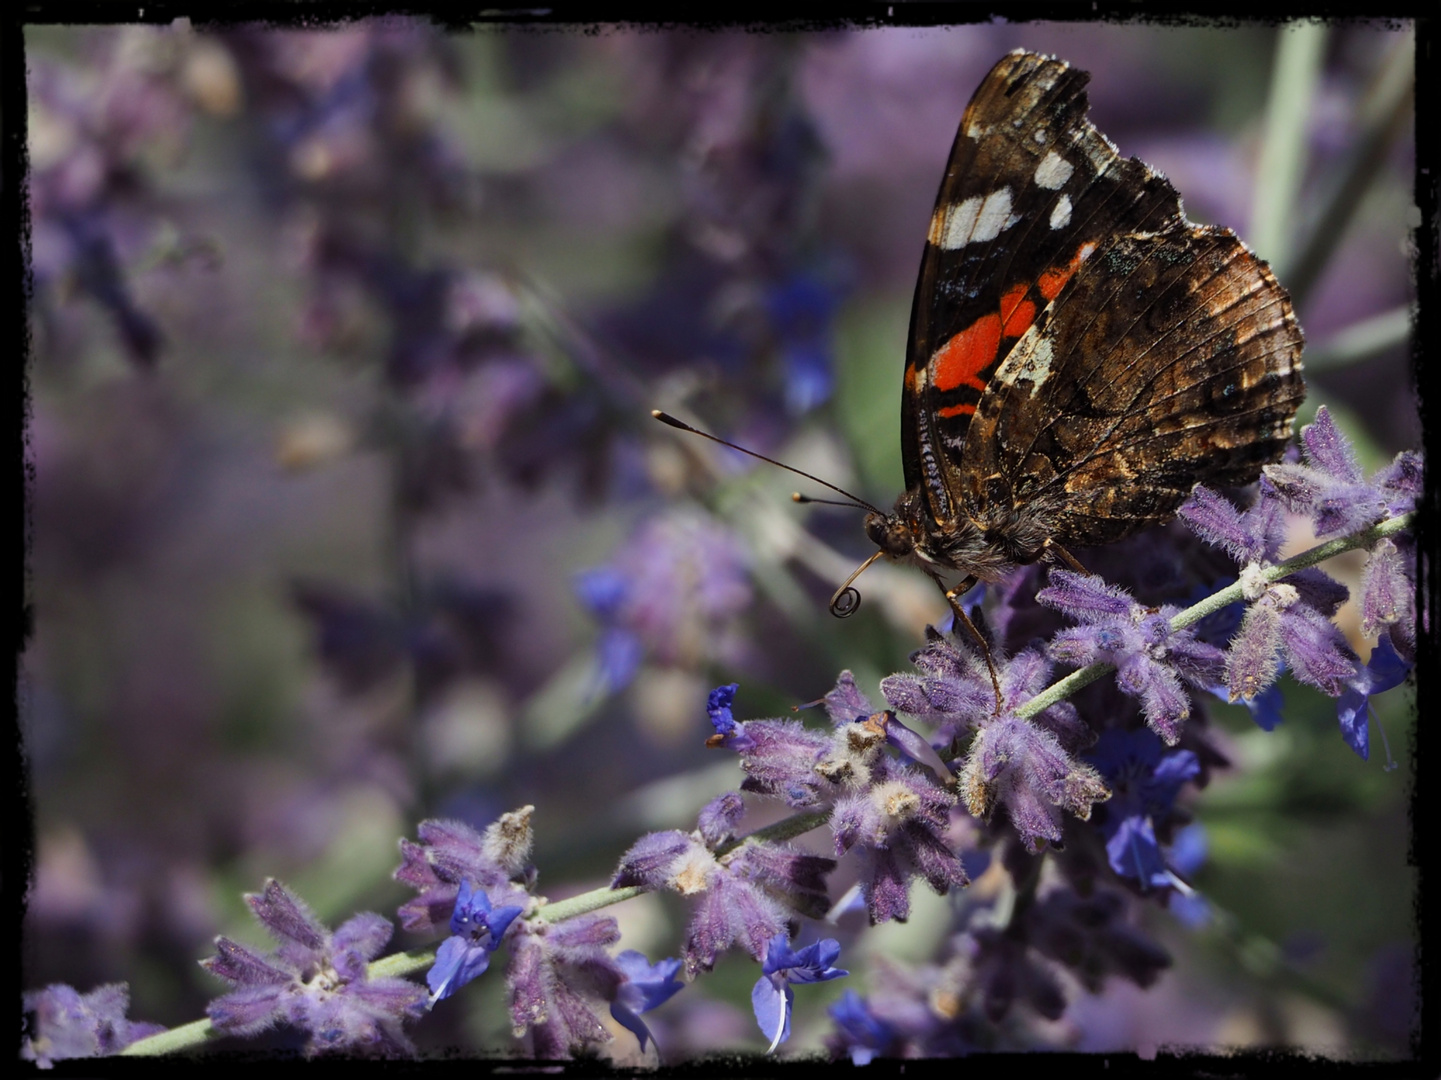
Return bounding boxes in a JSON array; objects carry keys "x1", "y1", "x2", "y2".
[
  {"x1": 1038, "y1": 570, "x2": 1226, "y2": 744},
  {"x1": 766, "y1": 271, "x2": 840, "y2": 414},
  {"x1": 609, "y1": 951, "x2": 685, "y2": 1053},
  {"x1": 1024, "y1": 888, "x2": 1171, "y2": 993},
  {"x1": 1084, "y1": 728, "x2": 1200, "y2": 890},
  {"x1": 751, "y1": 933, "x2": 848, "y2": 1051},
  {"x1": 426, "y1": 880, "x2": 525, "y2": 1004},
  {"x1": 1336, "y1": 631, "x2": 1412, "y2": 760},
  {"x1": 1165, "y1": 822, "x2": 1212, "y2": 928},
  {"x1": 576, "y1": 510, "x2": 751, "y2": 693},
  {"x1": 21, "y1": 983, "x2": 165, "y2": 1068},
  {"x1": 967, "y1": 926, "x2": 1067, "y2": 1023},
  {"x1": 827, "y1": 989, "x2": 897, "y2": 1065},
  {"x1": 200, "y1": 879, "x2": 426, "y2": 1057},
  {"x1": 394, "y1": 807, "x2": 536, "y2": 933}
]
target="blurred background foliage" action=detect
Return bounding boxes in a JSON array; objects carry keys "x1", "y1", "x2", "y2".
[{"x1": 21, "y1": 18, "x2": 1417, "y2": 1059}]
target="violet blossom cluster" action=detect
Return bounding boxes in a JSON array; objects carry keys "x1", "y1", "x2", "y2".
[
  {"x1": 393, "y1": 806, "x2": 684, "y2": 1059},
  {"x1": 1180, "y1": 406, "x2": 1419, "y2": 758}
]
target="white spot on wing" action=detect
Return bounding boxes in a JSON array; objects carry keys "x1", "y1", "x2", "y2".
[
  {"x1": 1049, "y1": 194, "x2": 1072, "y2": 230},
  {"x1": 992, "y1": 325, "x2": 1056, "y2": 395},
  {"x1": 1033, "y1": 151, "x2": 1073, "y2": 190},
  {"x1": 930, "y1": 187, "x2": 1015, "y2": 249}
]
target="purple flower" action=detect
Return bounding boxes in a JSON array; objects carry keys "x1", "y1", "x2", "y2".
[
  {"x1": 613, "y1": 820, "x2": 835, "y2": 978},
  {"x1": 1360, "y1": 538, "x2": 1416, "y2": 652},
  {"x1": 704, "y1": 682, "x2": 756, "y2": 752},
  {"x1": 959, "y1": 712, "x2": 1110, "y2": 854},
  {"x1": 1263, "y1": 406, "x2": 1419, "y2": 538},
  {"x1": 21, "y1": 983, "x2": 165, "y2": 1067},
  {"x1": 1084, "y1": 729, "x2": 1200, "y2": 890},
  {"x1": 394, "y1": 807, "x2": 535, "y2": 933},
  {"x1": 1336, "y1": 631, "x2": 1412, "y2": 760},
  {"x1": 201, "y1": 879, "x2": 426, "y2": 1057},
  {"x1": 879, "y1": 628, "x2": 996, "y2": 742},
  {"x1": 1177, "y1": 481, "x2": 1289, "y2": 566},
  {"x1": 1181, "y1": 482, "x2": 1362, "y2": 704},
  {"x1": 609, "y1": 951, "x2": 685, "y2": 1053},
  {"x1": 1038, "y1": 571, "x2": 1225, "y2": 744},
  {"x1": 426, "y1": 880, "x2": 525, "y2": 1004},
  {"x1": 1224, "y1": 568, "x2": 1358, "y2": 701},
  {"x1": 824, "y1": 716, "x2": 969, "y2": 923},
  {"x1": 751, "y1": 934, "x2": 848, "y2": 1051},
  {"x1": 719, "y1": 713, "x2": 832, "y2": 808}
]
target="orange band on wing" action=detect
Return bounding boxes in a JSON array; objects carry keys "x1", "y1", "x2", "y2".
[
  {"x1": 937, "y1": 402, "x2": 977, "y2": 418},
  {"x1": 1038, "y1": 266, "x2": 1070, "y2": 301},
  {"x1": 999, "y1": 283, "x2": 1036, "y2": 337},
  {"x1": 932, "y1": 313, "x2": 1001, "y2": 393},
  {"x1": 1039, "y1": 242, "x2": 1096, "y2": 301}
]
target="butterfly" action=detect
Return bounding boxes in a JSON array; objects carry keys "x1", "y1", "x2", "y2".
[
  {"x1": 850, "y1": 49, "x2": 1305, "y2": 617},
  {"x1": 659, "y1": 50, "x2": 1305, "y2": 655}
]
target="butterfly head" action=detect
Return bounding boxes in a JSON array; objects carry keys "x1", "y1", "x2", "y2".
[{"x1": 864, "y1": 509, "x2": 918, "y2": 562}]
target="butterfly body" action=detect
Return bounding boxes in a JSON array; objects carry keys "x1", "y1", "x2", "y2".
[{"x1": 875, "y1": 50, "x2": 1305, "y2": 591}]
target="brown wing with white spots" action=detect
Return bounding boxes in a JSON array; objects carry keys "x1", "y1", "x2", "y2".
[
  {"x1": 959, "y1": 225, "x2": 1305, "y2": 552},
  {"x1": 903, "y1": 50, "x2": 1184, "y2": 528}
]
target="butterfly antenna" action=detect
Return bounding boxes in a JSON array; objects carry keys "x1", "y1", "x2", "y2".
[
  {"x1": 651, "y1": 410, "x2": 882, "y2": 514},
  {"x1": 828, "y1": 550, "x2": 884, "y2": 618}
]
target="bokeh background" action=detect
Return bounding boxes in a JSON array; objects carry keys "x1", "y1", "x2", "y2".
[{"x1": 21, "y1": 18, "x2": 1418, "y2": 1060}]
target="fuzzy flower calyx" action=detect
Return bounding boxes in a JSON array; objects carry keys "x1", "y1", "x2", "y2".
[{"x1": 201, "y1": 879, "x2": 426, "y2": 1057}]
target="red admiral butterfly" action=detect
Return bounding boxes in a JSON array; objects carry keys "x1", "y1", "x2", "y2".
[{"x1": 660, "y1": 49, "x2": 1305, "y2": 636}]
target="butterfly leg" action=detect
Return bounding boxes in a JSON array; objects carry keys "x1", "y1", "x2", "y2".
[
  {"x1": 1042, "y1": 538, "x2": 1090, "y2": 575},
  {"x1": 932, "y1": 573, "x2": 1004, "y2": 711}
]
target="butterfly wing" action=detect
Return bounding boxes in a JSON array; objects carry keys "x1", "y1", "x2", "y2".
[
  {"x1": 947, "y1": 70, "x2": 1306, "y2": 552},
  {"x1": 904, "y1": 50, "x2": 1185, "y2": 530},
  {"x1": 961, "y1": 224, "x2": 1304, "y2": 550}
]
